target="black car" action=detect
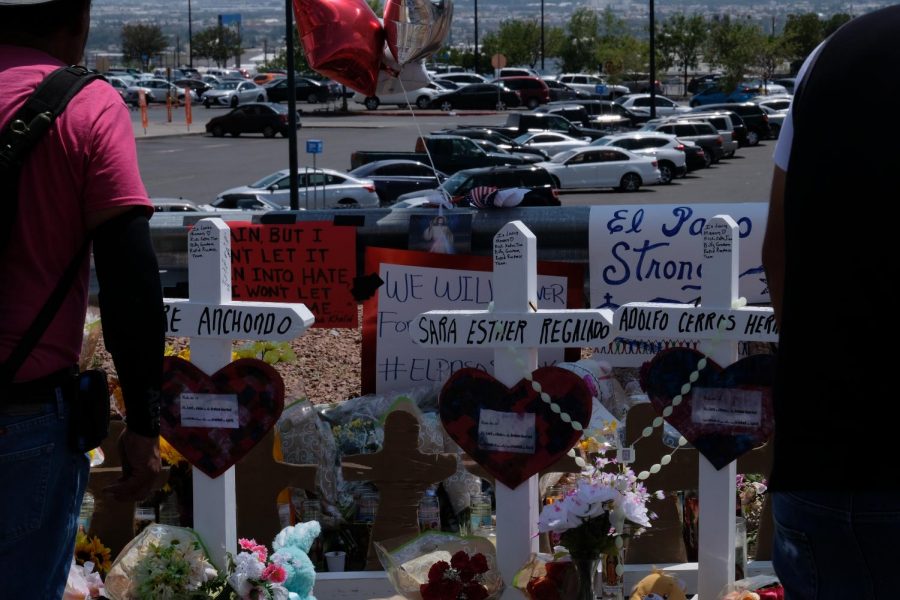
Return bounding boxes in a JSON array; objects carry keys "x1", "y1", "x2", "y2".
[
  {"x1": 534, "y1": 104, "x2": 593, "y2": 127},
  {"x1": 174, "y1": 78, "x2": 213, "y2": 98},
  {"x1": 689, "y1": 103, "x2": 770, "y2": 146},
  {"x1": 553, "y1": 99, "x2": 640, "y2": 127},
  {"x1": 347, "y1": 160, "x2": 447, "y2": 206},
  {"x1": 264, "y1": 77, "x2": 334, "y2": 104},
  {"x1": 432, "y1": 127, "x2": 550, "y2": 160},
  {"x1": 542, "y1": 78, "x2": 588, "y2": 102},
  {"x1": 205, "y1": 102, "x2": 300, "y2": 138},
  {"x1": 429, "y1": 83, "x2": 521, "y2": 111},
  {"x1": 395, "y1": 164, "x2": 559, "y2": 207},
  {"x1": 645, "y1": 120, "x2": 724, "y2": 163},
  {"x1": 681, "y1": 143, "x2": 709, "y2": 171}
]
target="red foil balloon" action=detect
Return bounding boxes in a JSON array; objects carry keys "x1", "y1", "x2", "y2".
[{"x1": 294, "y1": 0, "x2": 384, "y2": 97}]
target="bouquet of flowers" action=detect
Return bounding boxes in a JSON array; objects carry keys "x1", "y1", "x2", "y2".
[
  {"x1": 419, "y1": 550, "x2": 491, "y2": 600},
  {"x1": 223, "y1": 538, "x2": 292, "y2": 600},
  {"x1": 537, "y1": 454, "x2": 661, "y2": 559}
]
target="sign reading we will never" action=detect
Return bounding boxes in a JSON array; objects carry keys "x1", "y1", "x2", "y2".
[{"x1": 229, "y1": 222, "x2": 357, "y2": 328}]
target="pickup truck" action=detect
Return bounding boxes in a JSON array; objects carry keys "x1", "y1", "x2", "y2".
[
  {"x1": 462, "y1": 112, "x2": 610, "y2": 141},
  {"x1": 349, "y1": 135, "x2": 529, "y2": 173}
]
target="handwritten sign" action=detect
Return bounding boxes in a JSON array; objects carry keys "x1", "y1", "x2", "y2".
[
  {"x1": 179, "y1": 393, "x2": 240, "y2": 428},
  {"x1": 163, "y1": 301, "x2": 310, "y2": 340},
  {"x1": 229, "y1": 223, "x2": 357, "y2": 328},
  {"x1": 412, "y1": 311, "x2": 613, "y2": 347},
  {"x1": 362, "y1": 249, "x2": 583, "y2": 394},
  {"x1": 478, "y1": 409, "x2": 535, "y2": 453},
  {"x1": 691, "y1": 388, "x2": 762, "y2": 428},
  {"x1": 615, "y1": 303, "x2": 778, "y2": 342},
  {"x1": 493, "y1": 228, "x2": 524, "y2": 267}
]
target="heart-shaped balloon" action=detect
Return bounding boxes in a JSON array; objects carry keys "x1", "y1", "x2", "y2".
[
  {"x1": 160, "y1": 357, "x2": 285, "y2": 479},
  {"x1": 294, "y1": 0, "x2": 385, "y2": 97},
  {"x1": 640, "y1": 348, "x2": 776, "y2": 470},
  {"x1": 383, "y1": 0, "x2": 453, "y2": 66},
  {"x1": 439, "y1": 367, "x2": 591, "y2": 489}
]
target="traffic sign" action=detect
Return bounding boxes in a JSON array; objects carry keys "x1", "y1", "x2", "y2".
[
  {"x1": 306, "y1": 139, "x2": 323, "y2": 154},
  {"x1": 491, "y1": 54, "x2": 507, "y2": 69},
  {"x1": 595, "y1": 83, "x2": 608, "y2": 95}
]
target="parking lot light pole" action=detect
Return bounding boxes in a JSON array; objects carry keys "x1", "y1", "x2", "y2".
[
  {"x1": 540, "y1": 0, "x2": 545, "y2": 71},
  {"x1": 649, "y1": 0, "x2": 656, "y2": 119},
  {"x1": 285, "y1": 0, "x2": 300, "y2": 211},
  {"x1": 188, "y1": 0, "x2": 193, "y2": 68}
]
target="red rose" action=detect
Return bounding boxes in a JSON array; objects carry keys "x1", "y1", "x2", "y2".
[
  {"x1": 544, "y1": 561, "x2": 572, "y2": 584},
  {"x1": 458, "y1": 564, "x2": 477, "y2": 583},
  {"x1": 420, "y1": 581, "x2": 441, "y2": 600},
  {"x1": 462, "y1": 581, "x2": 490, "y2": 600},
  {"x1": 450, "y1": 550, "x2": 471, "y2": 572},
  {"x1": 437, "y1": 578, "x2": 463, "y2": 598},
  {"x1": 526, "y1": 576, "x2": 561, "y2": 600},
  {"x1": 469, "y1": 552, "x2": 489, "y2": 575},
  {"x1": 427, "y1": 560, "x2": 451, "y2": 583}
]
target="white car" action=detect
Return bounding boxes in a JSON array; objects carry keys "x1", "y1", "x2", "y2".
[
  {"x1": 590, "y1": 132, "x2": 687, "y2": 184},
  {"x1": 556, "y1": 73, "x2": 629, "y2": 99},
  {"x1": 513, "y1": 131, "x2": 590, "y2": 157},
  {"x1": 353, "y1": 82, "x2": 445, "y2": 110},
  {"x1": 215, "y1": 168, "x2": 380, "y2": 210},
  {"x1": 434, "y1": 73, "x2": 487, "y2": 85},
  {"x1": 614, "y1": 93, "x2": 691, "y2": 118},
  {"x1": 123, "y1": 79, "x2": 197, "y2": 105},
  {"x1": 199, "y1": 196, "x2": 283, "y2": 212},
  {"x1": 203, "y1": 80, "x2": 267, "y2": 108},
  {"x1": 537, "y1": 146, "x2": 660, "y2": 192}
]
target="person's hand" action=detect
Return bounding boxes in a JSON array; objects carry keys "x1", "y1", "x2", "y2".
[{"x1": 103, "y1": 429, "x2": 161, "y2": 502}]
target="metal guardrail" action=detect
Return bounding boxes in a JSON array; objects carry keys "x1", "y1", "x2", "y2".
[{"x1": 132, "y1": 207, "x2": 593, "y2": 300}]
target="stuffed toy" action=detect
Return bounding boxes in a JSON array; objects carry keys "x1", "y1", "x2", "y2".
[
  {"x1": 629, "y1": 569, "x2": 688, "y2": 600},
  {"x1": 272, "y1": 521, "x2": 322, "y2": 600}
]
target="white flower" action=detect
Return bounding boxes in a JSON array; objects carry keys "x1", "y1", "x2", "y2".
[{"x1": 228, "y1": 551, "x2": 266, "y2": 597}]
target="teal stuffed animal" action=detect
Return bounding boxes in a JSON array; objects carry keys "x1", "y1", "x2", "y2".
[{"x1": 272, "y1": 520, "x2": 322, "y2": 600}]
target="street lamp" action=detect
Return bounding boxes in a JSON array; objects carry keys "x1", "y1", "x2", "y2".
[
  {"x1": 188, "y1": 0, "x2": 193, "y2": 68},
  {"x1": 540, "y1": 0, "x2": 544, "y2": 71},
  {"x1": 474, "y1": 0, "x2": 479, "y2": 73},
  {"x1": 649, "y1": 0, "x2": 656, "y2": 119}
]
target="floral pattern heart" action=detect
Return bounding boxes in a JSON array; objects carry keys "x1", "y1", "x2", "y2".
[
  {"x1": 640, "y1": 348, "x2": 776, "y2": 470},
  {"x1": 439, "y1": 367, "x2": 592, "y2": 489},
  {"x1": 161, "y1": 357, "x2": 285, "y2": 478}
]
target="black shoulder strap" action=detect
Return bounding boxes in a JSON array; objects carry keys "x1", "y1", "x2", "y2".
[{"x1": 0, "y1": 65, "x2": 100, "y2": 386}]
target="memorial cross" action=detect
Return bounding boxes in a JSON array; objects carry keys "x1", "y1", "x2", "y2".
[
  {"x1": 163, "y1": 218, "x2": 315, "y2": 567},
  {"x1": 612, "y1": 216, "x2": 778, "y2": 599},
  {"x1": 411, "y1": 221, "x2": 615, "y2": 599}
]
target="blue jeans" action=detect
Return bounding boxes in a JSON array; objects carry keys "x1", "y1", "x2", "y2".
[
  {"x1": 0, "y1": 394, "x2": 89, "y2": 599},
  {"x1": 772, "y1": 491, "x2": 900, "y2": 600}
]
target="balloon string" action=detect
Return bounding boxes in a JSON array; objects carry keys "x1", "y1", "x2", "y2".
[{"x1": 397, "y1": 74, "x2": 452, "y2": 212}]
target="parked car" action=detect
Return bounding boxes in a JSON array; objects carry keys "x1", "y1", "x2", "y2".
[
  {"x1": 124, "y1": 79, "x2": 195, "y2": 104},
  {"x1": 688, "y1": 102, "x2": 771, "y2": 146},
  {"x1": 253, "y1": 72, "x2": 283, "y2": 85},
  {"x1": 353, "y1": 82, "x2": 444, "y2": 110},
  {"x1": 621, "y1": 74, "x2": 664, "y2": 94},
  {"x1": 498, "y1": 67, "x2": 540, "y2": 78},
  {"x1": 759, "y1": 105, "x2": 785, "y2": 138},
  {"x1": 556, "y1": 74, "x2": 629, "y2": 99},
  {"x1": 347, "y1": 160, "x2": 447, "y2": 206},
  {"x1": 264, "y1": 77, "x2": 335, "y2": 104},
  {"x1": 216, "y1": 168, "x2": 380, "y2": 209},
  {"x1": 434, "y1": 73, "x2": 487, "y2": 85},
  {"x1": 536, "y1": 146, "x2": 660, "y2": 192},
  {"x1": 558, "y1": 99, "x2": 640, "y2": 127},
  {"x1": 542, "y1": 78, "x2": 585, "y2": 102},
  {"x1": 689, "y1": 85, "x2": 756, "y2": 107},
  {"x1": 105, "y1": 76, "x2": 129, "y2": 100},
  {"x1": 205, "y1": 103, "x2": 301, "y2": 138},
  {"x1": 432, "y1": 128, "x2": 550, "y2": 160},
  {"x1": 203, "y1": 80, "x2": 267, "y2": 108},
  {"x1": 687, "y1": 73, "x2": 722, "y2": 94},
  {"x1": 667, "y1": 111, "x2": 739, "y2": 157},
  {"x1": 174, "y1": 78, "x2": 213, "y2": 99},
  {"x1": 393, "y1": 164, "x2": 559, "y2": 207},
  {"x1": 200, "y1": 196, "x2": 284, "y2": 212},
  {"x1": 614, "y1": 93, "x2": 690, "y2": 118},
  {"x1": 151, "y1": 197, "x2": 202, "y2": 213},
  {"x1": 641, "y1": 120, "x2": 725, "y2": 163},
  {"x1": 429, "y1": 83, "x2": 521, "y2": 111},
  {"x1": 755, "y1": 96, "x2": 791, "y2": 112},
  {"x1": 591, "y1": 132, "x2": 687, "y2": 184},
  {"x1": 772, "y1": 77, "x2": 796, "y2": 94},
  {"x1": 534, "y1": 103, "x2": 593, "y2": 127},
  {"x1": 681, "y1": 142, "x2": 709, "y2": 171},
  {"x1": 513, "y1": 131, "x2": 591, "y2": 156},
  {"x1": 490, "y1": 76, "x2": 550, "y2": 109}
]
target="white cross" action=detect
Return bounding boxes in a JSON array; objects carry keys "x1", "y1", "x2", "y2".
[
  {"x1": 612, "y1": 215, "x2": 778, "y2": 599},
  {"x1": 163, "y1": 218, "x2": 314, "y2": 567},
  {"x1": 411, "y1": 221, "x2": 615, "y2": 599}
]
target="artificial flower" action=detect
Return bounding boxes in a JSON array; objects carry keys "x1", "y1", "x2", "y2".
[{"x1": 73, "y1": 531, "x2": 112, "y2": 576}]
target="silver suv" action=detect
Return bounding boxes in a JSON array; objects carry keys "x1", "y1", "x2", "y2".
[
  {"x1": 671, "y1": 111, "x2": 739, "y2": 157},
  {"x1": 590, "y1": 132, "x2": 687, "y2": 184},
  {"x1": 640, "y1": 120, "x2": 724, "y2": 164}
]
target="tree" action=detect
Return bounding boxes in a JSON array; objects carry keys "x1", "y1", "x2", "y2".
[
  {"x1": 559, "y1": 8, "x2": 600, "y2": 73},
  {"x1": 191, "y1": 25, "x2": 243, "y2": 68},
  {"x1": 660, "y1": 13, "x2": 707, "y2": 95},
  {"x1": 754, "y1": 35, "x2": 787, "y2": 88},
  {"x1": 594, "y1": 7, "x2": 643, "y2": 81},
  {"x1": 266, "y1": 28, "x2": 310, "y2": 74},
  {"x1": 366, "y1": 0, "x2": 382, "y2": 15},
  {"x1": 121, "y1": 23, "x2": 168, "y2": 71},
  {"x1": 822, "y1": 12, "x2": 852, "y2": 37},
  {"x1": 481, "y1": 19, "x2": 542, "y2": 68},
  {"x1": 705, "y1": 16, "x2": 765, "y2": 92},
  {"x1": 782, "y1": 13, "x2": 822, "y2": 67}
]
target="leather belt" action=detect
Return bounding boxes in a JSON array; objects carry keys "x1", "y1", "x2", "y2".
[{"x1": 0, "y1": 366, "x2": 76, "y2": 408}]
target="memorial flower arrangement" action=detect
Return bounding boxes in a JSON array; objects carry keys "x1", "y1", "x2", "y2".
[
  {"x1": 130, "y1": 537, "x2": 221, "y2": 599},
  {"x1": 419, "y1": 550, "x2": 492, "y2": 600},
  {"x1": 737, "y1": 474, "x2": 767, "y2": 552},
  {"x1": 74, "y1": 530, "x2": 112, "y2": 576},
  {"x1": 222, "y1": 538, "x2": 292, "y2": 600}
]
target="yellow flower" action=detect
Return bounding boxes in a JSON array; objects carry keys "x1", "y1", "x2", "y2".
[
  {"x1": 74, "y1": 531, "x2": 112, "y2": 575},
  {"x1": 160, "y1": 436, "x2": 186, "y2": 465}
]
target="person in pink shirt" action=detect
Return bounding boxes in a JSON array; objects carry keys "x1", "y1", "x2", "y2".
[{"x1": 0, "y1": 0, "x2": 164, "y2": 597}]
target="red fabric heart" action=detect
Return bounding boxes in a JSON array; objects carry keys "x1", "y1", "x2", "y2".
[
  {"x1": 640, "y1": 348, "x2": 776, "y2": 470},
  {"x1": 439, "y1": 367, "x2": 591, "y2": 489},
  {"x1": 161, "y1": 357, "x2": 285, "y2": 479}
]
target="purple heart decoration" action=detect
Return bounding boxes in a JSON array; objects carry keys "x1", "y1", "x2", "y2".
[
  {"x1": 439, "y1": 367, "x2": 591, "y2": 489},
  {"x1": 640, "y1": 348, "x2": 776, "y2": 470},
  {"x1": 161, "y1": 357, "x2": 285, "y2": 478}
]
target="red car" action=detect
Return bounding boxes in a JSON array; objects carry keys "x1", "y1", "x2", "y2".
[{"x1": 491, "y1": 76, "x2": 550, "y2": 109}]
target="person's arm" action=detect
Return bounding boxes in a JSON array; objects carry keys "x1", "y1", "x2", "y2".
[
  {"x1": 762, "y1": 166, "x2": 786, "y2": 325},
  {"x1": 91, "y1": 207, "x2": 164, "y2": 501}
]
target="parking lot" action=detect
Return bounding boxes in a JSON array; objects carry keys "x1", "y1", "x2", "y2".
[{"x1": 134, "y1": 103, "x2": 777, "y2": 208}]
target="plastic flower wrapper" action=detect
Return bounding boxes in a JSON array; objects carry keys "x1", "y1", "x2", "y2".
[
  {"x1": 374, "y1": 530, "x2": 503, "y2": 599},
  {"x1": 512, "y1": 554, "x2": 578, "y2": 600},
  {"x1": 720, "y1": 575, "x2": 784, "y2": 600},
  {"x1": 64, "y1": 559, "x2": 105, "y2": 600},
  {"x1": 74, "y1": 530, "x2": 112, "y2": 576},
  {"x1": 277, "y1": 399, "x2": 339, "y2": 510},
  {"x1": 104, "y1": 524, "x2": 223, "y2": 600}
]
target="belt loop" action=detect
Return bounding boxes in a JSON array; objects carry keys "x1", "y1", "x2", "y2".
[{"x1": 55, "y1": 385, "x2": 66, "y2": 420}]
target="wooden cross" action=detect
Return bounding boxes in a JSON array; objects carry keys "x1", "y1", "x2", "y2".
[
  {"x1": 410, "y1": 221, "x2": 615, "y2": 599},
  {"x1": 163, "y1": 217, "x2": 314, "y2": 567},
  {"x1": 612, "y1": 216, "x2": 778, "y2": 599},
  {"x1": 235, "y1": 428, "x2": 318, "y2": 549},
  {"x1": 342, "y1": 408, "x2": 457, "y2": 570}
]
